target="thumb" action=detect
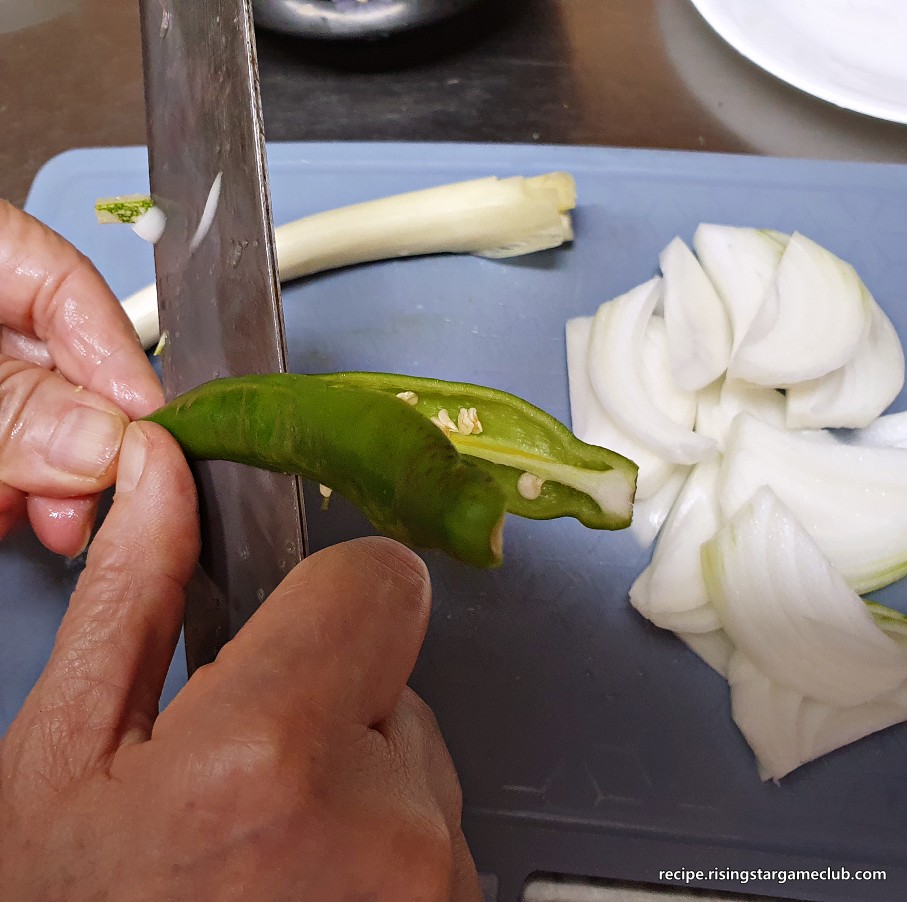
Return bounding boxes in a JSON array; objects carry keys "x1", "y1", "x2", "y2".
[
  {"x1": 0, "y1": 355, "x2": 128, "y2": 497},
  {"x1": 5, "y1": 422, "x2": 199, "y2": 786}
]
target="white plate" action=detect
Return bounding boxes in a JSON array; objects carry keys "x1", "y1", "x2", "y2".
[{"x1": 689, "y1": 0, "x2": 907, "y2": 124}]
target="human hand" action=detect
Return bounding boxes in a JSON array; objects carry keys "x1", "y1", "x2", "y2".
[
  {"x1": 0, "y1": 419, "x2": 481, "y2": 901},
  {"x1": 0, "y1": 199, "x2": 164, "y2": 556}
]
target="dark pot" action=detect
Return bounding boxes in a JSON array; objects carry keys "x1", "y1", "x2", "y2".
[{"x1": 252, "y1": 0, "x2": 483, "y2": 40}]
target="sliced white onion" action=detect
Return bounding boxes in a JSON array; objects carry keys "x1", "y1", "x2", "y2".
[
  {"x1": 564, "y1": 224, "x2": 907, "y2": 780},
  {"x1": 695, "y1": 379, "x2": 833, "y2": 450},
  {"x1": 703, "y1": 486, "x2": 907, "y2": 706},
  {"x1": 564, "y1": 316, "x2": 596, "y2": 439},
  {"x1": 629, "y1": 458, "x2": 722, "y2": 634},
  {"x1": 567, "y1": 314, "x2": 683, "y2": 499},
  {"x1": 629, "y1": 465, "x2": 689, "y2": 547},
  {"x1": 866, "y1": 601, "x2": 907, "y2": 646},
  {"x1": 729, "y1": 652, "x2": 907, "y2": 782},
  {"x1": 727, "y1": 652, "x2": 806, "y2": 781},
  {"x1": 848, "y1": 410, "x2": 907, "y2": 448},
  {"x1": 720, "y1": 414, "x2": 907, "y2": 593},
  {"x1": 130, "y1": 205, "x2": 167, "y2": 244},
  {"x1": 694, "y1": 377, "x2": 785, "y2": 451},
  {"x1": 659, "y1": 236, "x2": 732, "y2": 391},
  {"x1": 588, "y1": 278, "x2": 716, "y2": 465},
  {"x1": 692, "y1": 224, "x2": 785, "y2": 354},
  {"x1": 677, "y1": 629, "x2": 735, "y2": 678},
  {"x1": 567, "y1": 315, "x2": 674, "y2": 499},
  {"x1": 642, "y1": 316, "x2": 699, "y2": 430},
  {"x1": 786, "y1": 286, "x2": 905, "y2": 428},
  {"x1": 799, "y1": 682, "x2": 907, "y2": 771},
  {"x1": 729, "y1": 233, "x2": 869, "y2": 386}
]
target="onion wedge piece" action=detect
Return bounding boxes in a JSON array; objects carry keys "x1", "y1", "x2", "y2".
[
  {"x1": 720, "y1": 414, "x2": 907, "y2": 594},
  {"x1": 694, "y1": 377, "x2": 785, "y2": 451},
  {"x1": 629, "y1": 466, "x2": 689, "y2": 547},
  {"x1": 786, "y1": 285, "x2": 905, "y2": 428},
  {"x1": 659, "y1": 236, "x2": 732, "y2": 391},
  {"x1": 629, "y1": 458, "x2": 722, "y2": 634},
  {"x1": 677, "y1": 629, "x2": 735, "y2": 678},
  {"x1": 703, "y1": 486, "x2": 907, "y2": 706},
  {"x1": 847, "y1": 410, "x2": 907, "y2": 449},
  {"x1": 567, "y1": 314, "x2": 682, "y2": 499},
  {"x1": 729, "y1": 652, "x2": 907, "y2": 782},
  {"x1": 692, "y1": 224, "x2": 785, "y2": 355},
  {"x1": 588, "y1": 278, "x2": 715, "y2": 465},
  {"x1": 729, "y1": 233, "x2": 869, "y2": 386}
]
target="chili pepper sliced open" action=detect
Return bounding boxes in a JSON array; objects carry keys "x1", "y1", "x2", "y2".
[
  {"x1": 318, "y1": 372, "x2": 638, "y2": 530},
  {"x1": 145, "y1": 374, "x2": 506, "y2": 567},
  {"x1": 144, "y1": 372, "x2": 638, "y2": 567}
]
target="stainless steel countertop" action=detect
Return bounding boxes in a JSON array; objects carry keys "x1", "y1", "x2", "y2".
[{"x1": 2, "y1": 1, "x2": 906, "y2": 899}]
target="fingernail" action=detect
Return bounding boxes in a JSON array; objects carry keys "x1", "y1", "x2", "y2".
[
  {"x1": 48, "y1": 407, "x2": 125, "y2": 479},
  {"x1": 116, "y1": 423, "x2": 149, "y2": 494},
  {"x1": 71, "y1": 519, "x2": 94, "y2": 559}
]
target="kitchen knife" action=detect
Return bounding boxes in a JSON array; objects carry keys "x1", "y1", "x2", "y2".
[{"x1": 138, "y1": 0, "x2": 305, "y2": 672}]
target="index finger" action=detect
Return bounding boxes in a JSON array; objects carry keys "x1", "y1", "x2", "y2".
[
  {"x1": 160, "y1": 537, "x2": 432, "y2": 731},
  {"x1": 0, "y1": 200, "x2": 163, "y2": 417}
]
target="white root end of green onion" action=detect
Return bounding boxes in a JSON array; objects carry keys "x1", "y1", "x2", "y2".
[
  {"x1": 131, "y1": 205, "x2": 167, "y2": 244},
  {"x1": 319, "y1": 484, "x2": 333, "y2": 499},
  {"x1": 517, "y1": 472, "x2": 545, "y2": 500},
  {"x1": 122, "y1": 283, "x2": 160, "y2": 350},
  {"x1": 119, "y1": 171, "x2": 576, "y2": 349},
  {"x1": 396, "y1": 391, "x2": 419, "y2": 405}
]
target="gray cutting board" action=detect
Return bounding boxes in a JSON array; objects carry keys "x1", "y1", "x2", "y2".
[{"x1": 5, "y1": 143, "x2": 907, "y2": 901}]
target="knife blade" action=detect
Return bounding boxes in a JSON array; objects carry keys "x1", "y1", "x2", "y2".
[{"x1": 138, "y1": 0, "x2": 305, "y2": 672}]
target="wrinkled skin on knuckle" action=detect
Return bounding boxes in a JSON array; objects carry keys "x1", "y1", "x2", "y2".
[
  {"x1": 6, "y1": 693, "x2": 103, "y2": 795},
  {"x1": 0, "y1": 766, "x2": 108, "y2": 901},
  {"x1": 2, "y1": 630, "x2": 130, "y2": 801},
  {"x1": 388, "y1": 690, "x2": 464, "y2": 825},
  {"x1": 345, "y1": 748, "x2": 456, "y2": 900},
  {"x1": 57, "y1": 567, "x2": 138, "y2": 671},
  {"x1": 0, "y1": 359, "x2": 45, "y2": 462},
  {"x1": 177, "y1": 713, "x2": 331, "y2": 836},
  {"x1": 383, "y1": 809, "x2": 455, "y2": 902},
  {"x1": 75, "y1": 552, "x2": 142, "y2": 604},
  {"x1": 403, "y1": 689, "x2": 444, "y2": 738}
]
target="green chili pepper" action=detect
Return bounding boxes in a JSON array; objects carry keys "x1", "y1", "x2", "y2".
[
  {"x1": 144, "y1": 371, "x2": 638, "y2": 568},
  {"x1": 145, "y1": 374, "x2": 507, "y2": 568},
  {"x1": 319, "y1": 372, "x2": 638, "y2": 530}
]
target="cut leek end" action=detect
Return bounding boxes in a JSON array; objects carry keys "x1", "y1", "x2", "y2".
[
  {"x1": 524, "y1": 171, "x2": 577, "y2": 211},
  {"x1": 95, "y1": 194, "x2": 154, "y2": 224}
]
